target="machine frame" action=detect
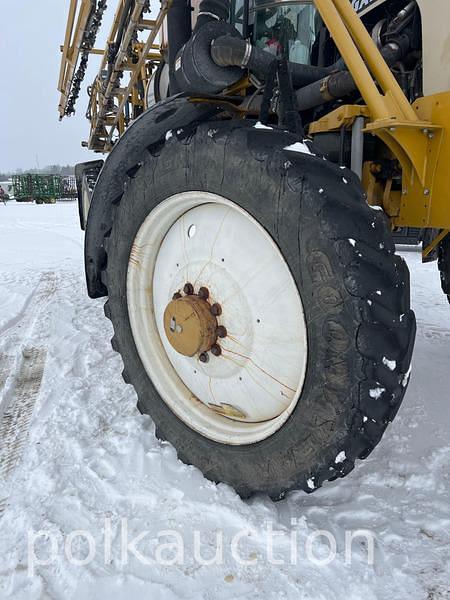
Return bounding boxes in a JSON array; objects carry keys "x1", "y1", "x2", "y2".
[{"x1": 58, "y1": 0, "x2": 450, "y2": 260}]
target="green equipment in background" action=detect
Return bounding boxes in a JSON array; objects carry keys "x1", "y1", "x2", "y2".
[{"x1": 12, "y1": 174, "x2": 77, "y2": 204}]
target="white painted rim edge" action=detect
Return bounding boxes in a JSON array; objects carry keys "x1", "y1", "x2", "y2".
[{"x1": 126, "y1": 191, "x2": 308, "y2": 445}]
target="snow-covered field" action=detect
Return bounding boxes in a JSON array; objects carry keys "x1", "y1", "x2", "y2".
[{"x1": 0, "y1": 202, "x2": 449, "y2": 600}]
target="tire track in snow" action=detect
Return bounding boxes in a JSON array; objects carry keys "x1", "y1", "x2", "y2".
[
  {"x1": 0, "y1": 271, "x2": 55, "y2": 411},
  {"x1": 0, "y1": 273, "x2": 56, "y2": 516},
  {"x1": 0, "y1": 271, "x2": 57, "y2": 340},
  {"x1": 0, "y1": 347, "x2": 47, "y2": 516},
  {"x1": 0, "y1": 354, "x2": 13, "y2": 395}
]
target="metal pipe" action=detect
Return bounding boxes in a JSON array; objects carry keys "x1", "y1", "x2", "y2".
[
  {"x1": 167, "y1": 0, "x2": 193, "y2": 94},
  {"x1": 351, "y1": 116, "x2": 365, "y2": 179},
  {"x1": 339, "y1": 125, "x2": 346, "y2": 167},
  {"x1": 104, "y1": 3, "x2": 169, "y2": 146},
  {"x1": 101, "y1": 0, "x2": 146, "y2": 110},
  {"x1": 295, "y1": 35, "x2": 409, "y2": 111},
  {"x1": 58, "y1": 0, "x2": 95, "y2": 117}
]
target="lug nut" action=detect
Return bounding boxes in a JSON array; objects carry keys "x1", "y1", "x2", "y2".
[
  {"x1": 183, "y1": 282, "x2": 194, "y2": 295},
  {"x1": 199, "y1": 352, "x2": 209, "y2": 363},
  {"x1": 172, "y1": 292, "x2": 182, "y2": 300},
  {"x1": 198, "y1": 286, "x2": 209, "y2": 300},
  {"x1": 211, "y1": 344, "x2": 222, "y2": 356},
  {"x1": 210, "y1": 303, "x2": 222, "y2": 316},
  {"x1": 216, "y1": 325, "x2": 227, "y2": 338}
]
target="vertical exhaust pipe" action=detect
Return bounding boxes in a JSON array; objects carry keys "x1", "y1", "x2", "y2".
[{"x1": 167, "y1": 0, "x2": 192, "y2": 94}]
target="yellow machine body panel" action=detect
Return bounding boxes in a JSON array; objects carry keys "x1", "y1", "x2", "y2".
[
  {"x1": 393, "y1": 92, "x2": 450, "y2": 229},
  {"x1": 416, "y1": 0, "x2": 450, "y2": 96},
  {"x1": 310, "y1": 0, "x2": 450, "y2": 231}
]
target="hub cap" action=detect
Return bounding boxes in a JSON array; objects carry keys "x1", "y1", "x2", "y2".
[
  {"x1": 163, "y1": 293, "x2": 218, "y2": 357},
  {"x1": 127, "y1": 192, "x2": 308, "y2": 444}
]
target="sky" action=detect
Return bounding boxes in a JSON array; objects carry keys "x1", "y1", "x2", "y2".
[{"x1": 0, "y1": 1, "x2": 116, "y2": 172}]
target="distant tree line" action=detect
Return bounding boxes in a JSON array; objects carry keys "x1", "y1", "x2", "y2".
[{"x1": 0, "y1": 165, "x2": 75, "y2": 180}]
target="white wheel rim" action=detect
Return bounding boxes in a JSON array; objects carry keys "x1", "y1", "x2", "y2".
[{"x1": 127, "y1": 192, "x2": 308, "y2": 444}]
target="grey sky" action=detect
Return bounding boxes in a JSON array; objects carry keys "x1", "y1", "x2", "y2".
[{"x1": 0, "y1": 1, "x2": 114, "y2": 172}]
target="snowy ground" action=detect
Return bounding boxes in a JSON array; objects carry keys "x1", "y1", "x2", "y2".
[{"x1": 0, "y1": 202, "x2": 449, "y2": 600}]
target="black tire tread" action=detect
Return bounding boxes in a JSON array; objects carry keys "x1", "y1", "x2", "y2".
[{"x1": 99, "y1": 120, "x2": 415, "y2": 498}]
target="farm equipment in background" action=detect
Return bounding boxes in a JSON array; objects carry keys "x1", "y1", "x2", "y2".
[
  {"x1": 61, "y1": 175, "x2": 78, "y2": 200},
  {"x1": 56, "y1": 0, "x2": 450, "y2": 499},
  {"x1": 12, "y1": 174, "x2": 60, "y2": 204},
  {"x1": 11, "y1": 174, "x2": 78, "y2": 204},
  {"x1": 0, "y1": 188, "x2": 10, "y2": 204}
]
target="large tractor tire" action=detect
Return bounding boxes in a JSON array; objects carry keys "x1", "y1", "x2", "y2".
[{"x1": 101, "y1": 120, "x2": 415, "y2": 499}]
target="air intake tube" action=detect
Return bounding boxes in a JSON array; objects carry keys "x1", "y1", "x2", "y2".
[
  {"x1": 174, "y1": 0, "x2": 337, "y2": 95},
  {"x1": 174, "y1": 0, "x2": 243, "y2": 94},
  {"x1": 194, "y1": 0, "x2": 230, "y2": 30},
  {"x1": 210, "y1": 36, "x2": 334, "y2": 87}
]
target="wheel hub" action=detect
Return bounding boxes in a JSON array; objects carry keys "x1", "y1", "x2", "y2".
[
  {"x1": 163, "y1": 290, "x2": 218, "y2": 357},
  {"x1": 127, "y1": 192, "x2": 308, "y2": 444}
]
